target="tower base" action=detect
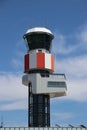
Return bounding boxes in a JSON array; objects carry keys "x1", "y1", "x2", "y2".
[{"x1": 28, "y1": 86, "x2": 50, "y2": 127}]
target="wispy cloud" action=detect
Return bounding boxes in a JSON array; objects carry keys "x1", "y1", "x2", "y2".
[
  {"x1": 66, "y1": 78, "x2": 87, "y2": 102},
  {"x1": 52, "y1": 112, "x2": 74, "y2": 120},
  {"x1": 12, "y1": 58, "x2": 23, "y2": 69},
  {"x1": 11, "y1": 39, "x2": 25, "y2": 70},
  {"x1": 0, "y1": 39, "x2": 27, "y2": 110},
  {"x1": 51, "y1": 111, "x2": 75, "y2": 126},
  {"x1": 52, "y1": 32, "x2": 78, "y2": 55},
  {"x1": 52, "y1": 24, "x2": 87, "y2": 56},
  {"x1": 76, "y1": 24, "x2": 87, "y2": 44},
  {"x1": 0, "y1": 99, "x2": 27, "y2": 110},
  {"x1": 55, "y1": 54, "x2": 87, "y2": 78},
  {"x1": 0, "y1": 72, "x2": 28, "y2": 110}
]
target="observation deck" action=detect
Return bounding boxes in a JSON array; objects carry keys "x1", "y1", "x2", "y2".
[
  {"x1": 23, "y1": 27, "x2": 54, "y2": 52},
  {"x1": 22, "y1": 73, "x2": 67, "y2": 98}
]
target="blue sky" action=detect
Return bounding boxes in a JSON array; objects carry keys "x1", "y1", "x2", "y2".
[{"x1": 0, "y1": 0, "x2": 87, "y2": 127}]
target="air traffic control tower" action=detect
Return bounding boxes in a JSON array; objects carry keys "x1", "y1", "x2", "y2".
[{"x1": 22, "y1": 27, "x2": 67, "y2": 127}]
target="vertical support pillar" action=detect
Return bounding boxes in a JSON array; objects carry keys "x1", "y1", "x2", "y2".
[
  {"x1": 28, "y1": 83, "x2": 50, "y2": 127},
  {"x1": 28, "y1": 83, "x2": 31, "y2": 127}
]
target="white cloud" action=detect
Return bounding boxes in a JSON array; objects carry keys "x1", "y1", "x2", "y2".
[
  {"x1": 52, "y1": 112, "x2": 74, "y2": 120},
  {"x1": 12, "y1": 58, "x2": 23, "y2": 69},
  {"x1": 80, "y1": 29, "x2": 87, "y2": 43},
  {"x1": 11, "y1": 38, "x2": 25, "y2": 70},
  {"x1": 55, "y1": 54, "x2": 87, "y2": 78},
  {"x1": 52, "y1": 24, "x2": 87, "y2": 55},
  {"x1": 52, "y1": 33, "x2": 74, "y2": 55},
  {"x1": 0, "y1": 99, "x2": 27, "y2": 110},
  {"x1": 51, "y1": 111, "x2": 74, "y2": 126},
  {"x1": 52, "y1": 32, "x2": 78, "y2": 55},
  {"x1": 0, "y1": 72, "x2": 28, "y2": 110},
  {"x1": 77, "y1": 24, "x2": 87, "y2": 43},
  {"x1": 66, "y1": 78, "x2": 87, "y2": 101}
]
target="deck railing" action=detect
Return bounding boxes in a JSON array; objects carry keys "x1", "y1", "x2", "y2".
[{"x1": 0, "y1": 127, "x2": 87, "y2": 130}]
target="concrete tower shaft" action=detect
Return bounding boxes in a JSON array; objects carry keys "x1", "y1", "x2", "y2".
[{"x1": 23, "y1": 27, "x2": 54, "y2": 127}]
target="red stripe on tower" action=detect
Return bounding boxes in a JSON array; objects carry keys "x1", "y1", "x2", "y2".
[
  {"x1": 37, "y1": 52, "x2": 45, "y2": 69},
  {"x1": 24, "y1": 54, "x2": 29, "y2": 72},
  {"x1": 51, "y1": 55, "x2": 54, "y2": 72}
]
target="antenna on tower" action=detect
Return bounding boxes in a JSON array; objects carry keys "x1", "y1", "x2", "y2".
[{"x1": 0, "y1": 116, "x2": 3, "y2": 128}]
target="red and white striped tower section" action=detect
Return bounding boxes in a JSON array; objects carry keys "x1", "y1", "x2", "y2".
[{"x1": 22, "y1": 27, "x2": 67, "y2": 127}]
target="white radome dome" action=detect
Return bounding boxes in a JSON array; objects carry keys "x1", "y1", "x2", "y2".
[{"x1": 25, "y1": 27, "x2": 53, "y2": 36}]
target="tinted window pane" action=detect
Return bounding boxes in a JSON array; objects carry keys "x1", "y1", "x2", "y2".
[
  {"x1": 48, "y1": 81, "x2": 66, "y2": 88},
  {"x1": 26, "y1": 34, "x2": 52, "y2": 51}
]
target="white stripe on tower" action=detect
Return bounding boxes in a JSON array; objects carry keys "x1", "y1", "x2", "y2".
[
  {"x1": 45, "y1": 53, "x2": 51, "y2": 70},
  {"x1": 30, "y1": 52, "x2": 36, "y2": 69}
]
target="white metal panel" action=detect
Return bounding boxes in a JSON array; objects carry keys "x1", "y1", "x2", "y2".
[
  {"x1": 30, "y1": 52, "x2": 36, "y2": 69},
  {"x1": 22, "y1": 74, "x2": 37, "y2": 93},
  {"x1": 36, "y1": 74, "x2": 66, "y2": 98},
  {"x1": 45, "y1": 53, "x2": 51, "y2": 69},
  {"x1": 22, "y1": 73, "x2": 67, "y2": 98}
]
